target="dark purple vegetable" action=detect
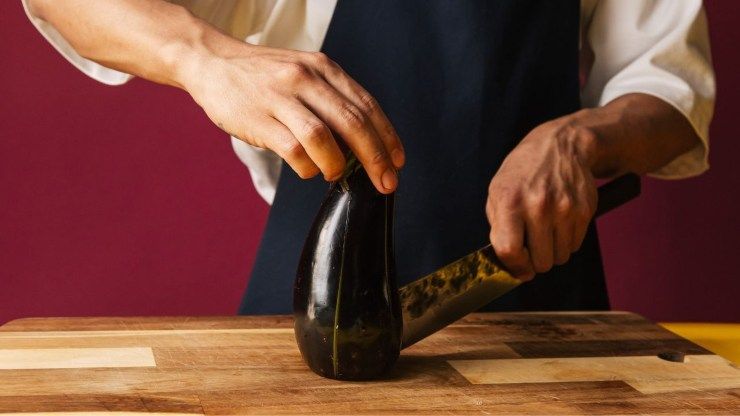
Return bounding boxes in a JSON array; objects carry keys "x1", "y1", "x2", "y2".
[{"x1": 293, "y1": 157, "x2": 401, "y2": 380}]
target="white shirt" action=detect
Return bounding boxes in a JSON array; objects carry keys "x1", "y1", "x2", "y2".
[{"x1": 23, "y1": 0, "x2": 715, "y2": 204}]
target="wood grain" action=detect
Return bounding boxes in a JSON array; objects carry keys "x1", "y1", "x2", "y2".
[
  {"x1": 1, "y1": 413, "x2": 201, "y2": 416},
  {"x1": 0, "y1": 312, "x2": 737, "y2": 415},
  {"x1": 449, "y1": 354, "x2": 740, "y2": 393},
  {"x1": 0, "y1": 347, "x2": 155, "y2": 369}
]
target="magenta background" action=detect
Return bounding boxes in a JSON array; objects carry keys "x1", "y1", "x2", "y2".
[{"x1": 1, "y1": 2, "x2": 738, "y2": 324}]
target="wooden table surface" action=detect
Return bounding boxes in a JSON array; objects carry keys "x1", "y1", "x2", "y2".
[{"x1": 0, "y1": 312, "x2": 738, "y2": 415}]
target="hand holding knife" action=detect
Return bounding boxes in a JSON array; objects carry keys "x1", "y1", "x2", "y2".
[{"x1": 399, "y1": 174, "x2": 641, "y2": 348}]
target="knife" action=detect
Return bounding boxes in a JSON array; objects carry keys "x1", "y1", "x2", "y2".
[{"x1": 399, "y1": 173, "x2": 641, "y2": 348}]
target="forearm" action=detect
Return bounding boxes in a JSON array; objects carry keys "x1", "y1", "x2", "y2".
[
  {"x1": 28, "y1": 0, "x2": 239, "y2": 89},
  {"x1": 567, "y1": 93, "x2": 702, "y2": 178},
  {"x1": 28, "y1": 0, "x2": 404, "y2": 193},
  {"x1": 487, "y1": 92, "x2": 703, "y2": 278}
]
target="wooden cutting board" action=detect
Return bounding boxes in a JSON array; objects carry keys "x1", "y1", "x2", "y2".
[{"x1": 0, "y1": 312, "x2": 738, "y2": 415}]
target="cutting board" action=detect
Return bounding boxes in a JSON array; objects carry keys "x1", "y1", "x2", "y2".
[{"x1": 0, "y1": 312, "x2": 738, "y2": 415}]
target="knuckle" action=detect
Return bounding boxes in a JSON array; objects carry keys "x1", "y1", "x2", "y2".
[
  {"x1": 311, "y1": 51, "x2": 330, "y2": 65},
  {"x1": 494, "y1": 242, "x2": 519, "y2": 261},
  {"x1": 312, "y1": 52, "x2": 337, "y2": 71},
  {"x1": 494, "y1": 242, "x2": 534, "y2": 277},
  {"x1": 489, "y1": 184, "x2": 520, "y2": 206},
  {"x1": 300, "y1": 120, "x2": 330, "y2": 145},
  {"x1": 281, "y1": 140, "x2": 305, "y2": 160},
  {"x1": 501, "y1": 191, "x2": 523, "y2": 210},
  {"x1": 383, "y1": 122, "x2": 398, "y2": 139},
  {"x1": 368, "y1": 149, "x2": 387, "y2": 167},
  {"x1": 555, "y1": 195, "x2": 574, "y2": 216},
  {"x1": 575, "y1": 126, "x2": 598, "y2": 144},
  {"x1": 279, "y1": 62, "x2": 310, "y2": 81},
  {"x1": 357, "y1": 93, "x2": 379, "y2": 116},
  {"x1": 527, "y1": 191, "x2": 550, "y2": 215},
  {"x1": 338, "y1": 104, "x2": 366, "y2": 130},
  {"x1": 491, "y1": 231, "x2": 524, "y2": 263}
]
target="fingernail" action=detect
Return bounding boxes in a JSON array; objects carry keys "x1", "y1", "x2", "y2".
[
  {"x1": 381, "y1": 168, "x2": 397, "y2": 191},
  {"x1": 391, "y1": 148, "x2": 405, "y2": 168}
]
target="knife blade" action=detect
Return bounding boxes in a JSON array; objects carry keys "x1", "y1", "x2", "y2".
[{"x1": 399, "y1": 173, "x2": 641, "y2": 348}]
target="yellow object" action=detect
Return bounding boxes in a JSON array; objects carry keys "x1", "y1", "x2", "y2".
[{"x1": 660, "y1": 323, "x2": 740, "y2": 364}]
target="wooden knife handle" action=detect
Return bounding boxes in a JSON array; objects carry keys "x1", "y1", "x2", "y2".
[{"x1": 594, "y1": 173, "x2": 641, "y2": 218}]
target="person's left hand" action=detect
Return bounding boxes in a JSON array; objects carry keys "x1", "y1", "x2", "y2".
[{"x1": 486, "y1": 116, "x2": 599, "y2": 281}]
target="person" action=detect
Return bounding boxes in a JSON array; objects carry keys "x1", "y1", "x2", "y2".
[{"x1": 24, "y1": 0, "x2": 714, "y2": 314}]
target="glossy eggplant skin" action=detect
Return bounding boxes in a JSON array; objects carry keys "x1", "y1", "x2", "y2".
[{"x1": 293, "y1": 164, "x2": 401, "y2": 380}]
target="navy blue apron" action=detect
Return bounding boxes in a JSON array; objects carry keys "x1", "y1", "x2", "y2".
[{"x1": 240, "y1": 0, "x2": 609, "y2": 315}]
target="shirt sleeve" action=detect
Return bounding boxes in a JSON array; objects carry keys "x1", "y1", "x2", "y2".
[
  {"x1": 21, "y1": 0, "x2": 266, "y2": 86},
  {"x1": 22, "y1": 0, "x2": 132, "y2": 85},
  {"x1": 582, "y1": 0, "x2": 715, "y2": 179}
]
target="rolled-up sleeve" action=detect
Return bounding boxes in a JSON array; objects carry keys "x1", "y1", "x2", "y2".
[
  {"x1": 22, "y1": 0, "x2": 133, "y2": 85},
  {"x1": 21, "y1": 0, "x2": 260, "y2": 86},
  {"x1": 582, "y1": 0, "x2": 715, "y2": 179}
]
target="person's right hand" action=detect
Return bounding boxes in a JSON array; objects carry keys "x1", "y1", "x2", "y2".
[{"x1": 181, "y1": 42, "x2": 405, "y2": 193}]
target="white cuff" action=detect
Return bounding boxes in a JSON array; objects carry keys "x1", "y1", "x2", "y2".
[
  {"x1": 582, "y1": 0, "x2": 714, "y2": 179},
  {"x1": 230, "y1": 137, "x2": 282, "y2": 205},
  {"x1": 22, "y1": 0, "x2": 134, "y2": 86}
]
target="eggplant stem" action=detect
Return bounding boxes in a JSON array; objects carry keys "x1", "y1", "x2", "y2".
[{"x1": 339, "y1": 153, "x2": 361, "y2": 191}]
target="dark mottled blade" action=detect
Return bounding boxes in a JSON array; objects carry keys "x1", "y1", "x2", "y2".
[
  {"x1": 400, "y1": 245, "x2": 521, "y2": 348},
  {"x1": 398, "y1": 174, "x2": 641, "y2": 348}
]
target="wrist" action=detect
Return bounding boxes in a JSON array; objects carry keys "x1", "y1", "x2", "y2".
[
  {"x1": 557, "y1": 107, "x2": 626, "y2": 178},
  {"x1": 550, "y1": 109, "x2": 602, "y2": 171},
  {"x1": 163, "y1": 14, "x2": 246, "y2": 92}
]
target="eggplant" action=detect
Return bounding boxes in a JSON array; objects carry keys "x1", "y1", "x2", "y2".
[{"x1": 293, "y1": 156, "x2": 401, "y2": 380}]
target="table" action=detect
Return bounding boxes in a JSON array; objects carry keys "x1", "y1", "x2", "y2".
[{"x1": 1, "y1": 312, "x2": 738, "y2": 414}]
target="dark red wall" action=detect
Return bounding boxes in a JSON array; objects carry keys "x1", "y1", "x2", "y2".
[{"x1": 1, "y1": 2, "x2": 737, "y2": 324}]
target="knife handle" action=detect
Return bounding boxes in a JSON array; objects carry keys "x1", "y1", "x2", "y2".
[{"x1": 594, "y1": 173, "x2": 641, "y2": 218}]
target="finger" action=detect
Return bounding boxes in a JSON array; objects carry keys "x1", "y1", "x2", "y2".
[
  {"x1": 298, "y1": 79, "x2": 397, "y2": 193},
  {"x1": 571, "y1": 203, "x2": 593, "y2": 253},
  {"x1": 258, "y1": 116, "x2": 320, "y2": 179},
  {"x1": 271, "y1": 100, "x2": 346, "y2": 181},
  {"x1": 553, "y1": 196, "x2": 574, "y2": 265},
  {"x1": 487, "y1": 202, "x2": 535, "y2": 281},
  {"x1": 553, "y1": 227, "x2": 572, "y2": 266},
  {"x1": 313, "y1": 53, "x2": 405, "y2": 169},
  {"x1": 524, "y1": 202, "x2": 554, "y2": 274},
  {"x1": 571, "y1": 176, "x2": 597, "y2": 252}
]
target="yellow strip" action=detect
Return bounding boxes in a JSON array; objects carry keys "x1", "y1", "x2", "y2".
[
  {"x1": 0, "y1": 347, "x2": 156, "y2": 369},
  {"x1": 661, "y1": 322, "x2": 740, "y2": 364}
]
